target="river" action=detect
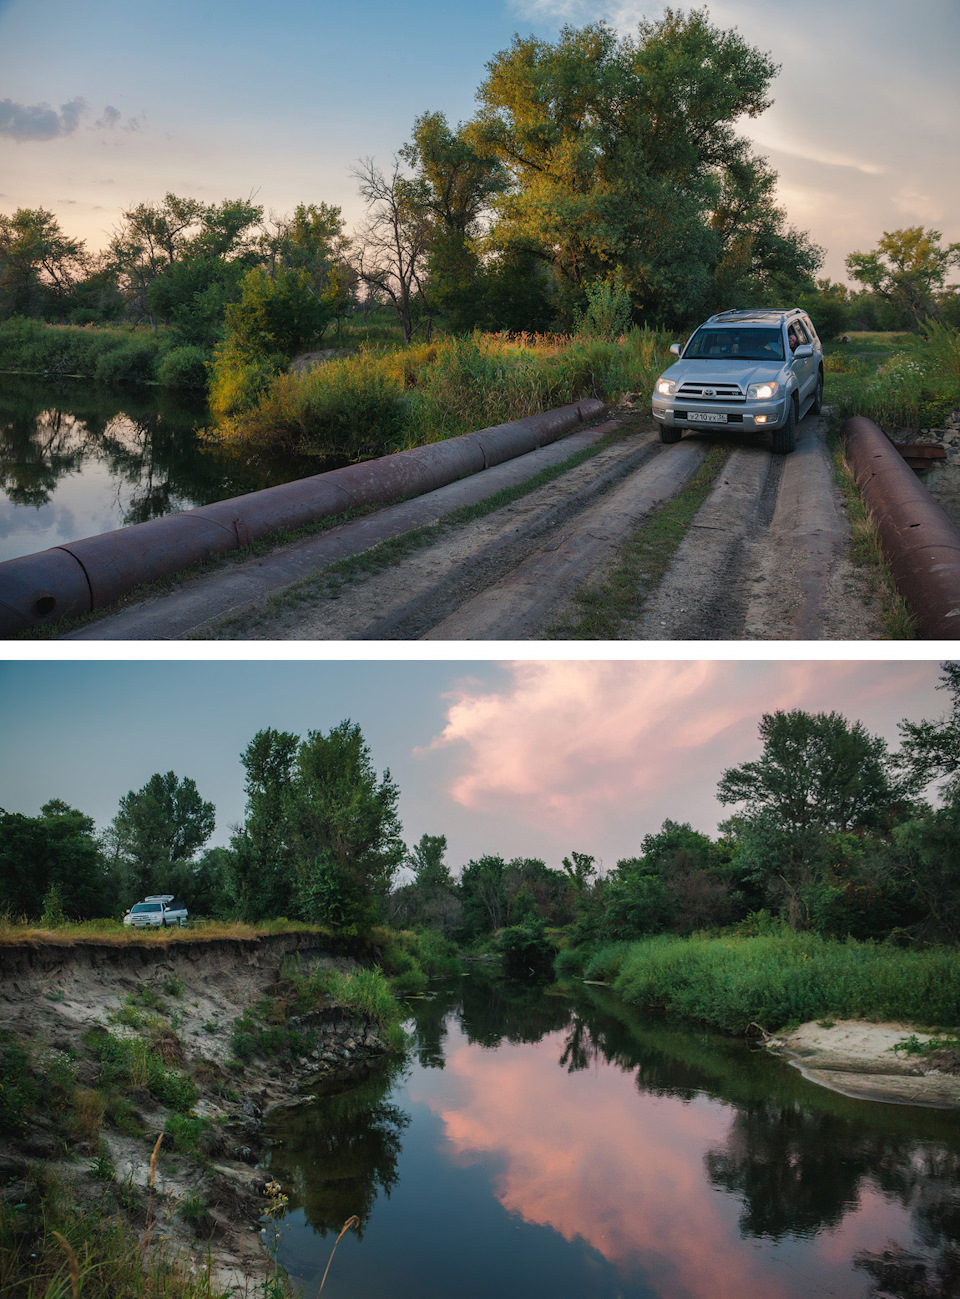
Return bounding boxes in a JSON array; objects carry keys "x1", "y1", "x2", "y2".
[
  {"x1": 0, "y1": 376, "x2": 317, "y2": 563},
  {"x1": 263, "y1": 976, "x2": 960, "y2": 1299}
]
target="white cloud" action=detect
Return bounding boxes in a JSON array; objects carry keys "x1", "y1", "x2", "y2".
[{"x1": 0, "y1": 96, "x2": 86, "y2": 142}]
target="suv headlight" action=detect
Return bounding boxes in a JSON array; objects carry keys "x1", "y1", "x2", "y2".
[
  {"x1": 747, "y1": 381, "x2": 779, "y2": 400},
  {"x1": 655, "y1": 378, "x2": 676, "y2": 397}
]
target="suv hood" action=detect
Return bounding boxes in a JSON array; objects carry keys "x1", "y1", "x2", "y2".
[{"x1": 664, "y1": 360, "x2": 784, "y2": 386}]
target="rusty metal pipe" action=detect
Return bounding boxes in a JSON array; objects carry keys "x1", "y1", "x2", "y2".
[
  {"x1": 0, "y1": 397, "x2": 606, "y2": 636},
  {"x1": 842, "y1": 415, "x2": 960, "y2": 639}
]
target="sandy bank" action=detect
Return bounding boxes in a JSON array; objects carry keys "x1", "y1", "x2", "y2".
[{"x1": 766, "y1": 1020, "x2": 960, "y2": 1108}]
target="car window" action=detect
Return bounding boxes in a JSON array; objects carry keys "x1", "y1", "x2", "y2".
[
  {"x1": 131, "y1": 903, "x2": 161, "y2": 913},
  {"x1": 790, "y1": 320, "x2": 809, "y2": 346},
  {"x1": 685, "y1": 327, "x2": 784, "y2": 362}
]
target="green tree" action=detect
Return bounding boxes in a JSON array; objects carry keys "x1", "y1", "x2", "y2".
[
  {"x1": 459, "y1": 854, "x2": 508, "y2": 938},
  {"x1": 284, "y1": 721, "x2": 405, "y2": 931},
  {"x1": 464, "y1": 9, "x2": 814, "y2": 325},
  {"x1": 228, "y1": 728, "x2": 299, "y2": 921},
  {"x1": 0, "y1": 800, "x2": 105, "y2": 920},
  {"x1": 846, "y1": 228, "x2": 960, "y2": 329},
  {"x1": 717, "y1": 710, "x2": 905, "y2": 926},
  {"x1": 399, "y1": 111, "x2": 508, "y2": 331},
  {"x1": 110, "y1": 771, "x2": 216, "y2": 906},
  {"x1": 896, "y1": 662, "x2": 960, "y2": 796},
  {"x1": 0, "y1": 208, "x2": 87, "y2": 319}
]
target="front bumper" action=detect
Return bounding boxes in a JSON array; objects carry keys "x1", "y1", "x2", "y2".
[{"x1": 651, "y1": 398, "x2": 787, "y2": 430}]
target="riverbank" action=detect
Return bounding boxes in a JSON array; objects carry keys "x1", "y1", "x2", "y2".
[
  {"x1": 765, "y1": 1020, "x2": 960, "y2": 1108},
  {"x1": 0, "y1": 931, "x2": 404, "y2": 1296}
]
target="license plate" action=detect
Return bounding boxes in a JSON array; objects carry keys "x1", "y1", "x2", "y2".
[{"x1": 688, "y1": 412, "x2": 727, "y2": 423}]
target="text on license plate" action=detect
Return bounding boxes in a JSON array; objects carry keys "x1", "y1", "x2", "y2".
[{"x1": 688, "y1": 412, "x2": 727, "y2": 423}]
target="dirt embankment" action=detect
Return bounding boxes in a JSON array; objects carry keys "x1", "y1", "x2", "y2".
[
  {"x1": 0, "y1": 932, "x2": 392, "y2": 1293},
  {"x1": 765, "y1": 1020, "x2": 960, "y2": 1108}
]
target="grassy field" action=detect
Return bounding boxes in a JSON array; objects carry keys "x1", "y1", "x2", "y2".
[{"x1": 822, "y1": 326, "x2": 960, "y2": 431}]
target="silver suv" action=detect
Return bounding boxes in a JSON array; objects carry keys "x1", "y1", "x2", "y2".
[
  {"x1": 651, "y1": 308, "x2": 824, "y2": 454},
  {"x1": 122, "y1": 895, "x2": 189, "y2": 928}
]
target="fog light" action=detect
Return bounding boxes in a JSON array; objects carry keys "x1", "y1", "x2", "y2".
[{"x1": 755, "y1": 415, "x2": 768, "y2": 424}]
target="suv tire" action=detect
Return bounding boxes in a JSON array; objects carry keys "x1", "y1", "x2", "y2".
[
  {"x1": 772, "y1": 399, "x2": 797, "y2": 455},
  {"x1": 811, "y1": 370, "x2": 824, "y2": 415},
  {"x1": 658, "y1": 426, "x2": 682, "y2": 445}
]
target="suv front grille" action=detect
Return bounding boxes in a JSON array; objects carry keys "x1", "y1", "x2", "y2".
[{"x1": 677, "y1": 381, "x2": 744, "y2": 403}]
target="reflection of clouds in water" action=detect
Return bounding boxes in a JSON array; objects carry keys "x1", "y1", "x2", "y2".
[
  {"x1": 0, "y1": 500, "x2": 56, "y2": 539},
  {"x1": 412, "y1": 1034, "x2": 793, "y2": 1299}
]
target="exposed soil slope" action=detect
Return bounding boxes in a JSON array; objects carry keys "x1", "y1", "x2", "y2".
[{"x1": 0, "y1": 933, "x2": 391, "y2": 1293}]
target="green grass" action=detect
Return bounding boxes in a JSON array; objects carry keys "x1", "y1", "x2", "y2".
[
  {"x1": 547, "y1": 444, "x2": 729, "y2": 638},
  {"x1": 823, "y1": 326, "x2": 960, "y2": 432},
  {"x1": 582, "y1": 933, "x2": 960, "y2": 1035}
]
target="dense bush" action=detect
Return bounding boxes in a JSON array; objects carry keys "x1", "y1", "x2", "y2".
[
  {"x1": 157, "y1": 344, "x2": 209, "y2": 391},
  {"x1": 0, "y1": 317, "x2": 165, "y2": 385}
]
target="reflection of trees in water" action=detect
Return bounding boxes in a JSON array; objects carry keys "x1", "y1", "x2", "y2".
[
  {"x1": 856, "y1": 1241, "x2": 960, "y2": 1298},
  {"x1": 706, "y1": 1102, "x2": 960, "y2": 1292},
  {"x1": 0, "y1": 376, "x2": 305, "y2": 523},
  {"x1": 705, "y1": 1102, "x2": 882, "y2": 1239},
  {"x1": 263, "y1": 1060, "x2": 410, "y2": 1238},
  {"x1": 457, "y1": 971, "x2": 572, "y2": 1047},
  {"x1": 855, "y1": 1150, "x2": 960, "y2": 1299},
  {"x1": 0, "y1": 407, "x2": 86, "y2": 506}
]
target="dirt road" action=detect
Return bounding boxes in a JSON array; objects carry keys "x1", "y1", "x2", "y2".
[
  {"x1": 66, "y1": 408, "x2": 886, "y2": 641},
  {"x1": 219, "y1": 410, "x2": 883, "y2": 641}
]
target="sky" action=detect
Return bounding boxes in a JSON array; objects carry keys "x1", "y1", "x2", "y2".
[
  {"x1": 1, "y1": 0, "x2": 958, "y2": 284},
  {"x1": 0, "y1": 657, "x2": 950, "y2": 877}
]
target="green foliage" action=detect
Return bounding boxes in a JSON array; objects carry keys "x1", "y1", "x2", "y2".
[
  {"x1": 224, "y1": 264, "x2": 332, "y2": 360},
  {"x1": 499, "y1": 920, "x2": 556, "y2": 980},
  {"x1": 574, "y1": 273, "x2": 633, "y2": 340},
  {"x1": 845, "y1": 227, "x2": 960, "y2": 328},
  {"x1": 0, "y1": 208, "x2": 87, "y2": 319},
  {"x1": 0, "y1": 800, "x2": 107, "y2": 921},
  {"x1": 0, "y1": 317, "x2": 165, "y2": 385},
  {"x1": 110, "y1": 770, "x2": 216, "y2": 908},
  {"x1": 156, "y1": 343, "x2": 209, "y2": 391},
  {"x1": 466, "y1": 12, "x2": 819, "y2": 324},
  {"x1": 84, "y1": 1029, "x2": 198, "y2": 1112},
  {"x1": 0, "y1": 1034, "x2": 38, "y2": 1133},
  {"x1": 594, "y1": 933, "x2": 960, "y2": 1034}
]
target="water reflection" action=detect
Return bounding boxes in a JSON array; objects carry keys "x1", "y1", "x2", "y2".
[
  {"x1": 264, "y1": 978, "x2": 960, "y2": 1298},
  {"x1": 0, "y1": 376, "x2": 313, "y2": 561}
]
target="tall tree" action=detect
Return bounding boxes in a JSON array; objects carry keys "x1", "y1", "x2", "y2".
[
  {"x1": 464, "y1": 9, "x2": 811, "y2": 324},
  {"x1": 285, "y1": 721, "x2": 405, "y2": 930},
  {"x1": 896, "y1": 662, "x2": 960, "y2": 795},
  {"x1": 110, "y1": 771, "x2": 216, "y2": 905},
  {"x1": 351, "y1": 157, "x2": 434, "y2": 342},
  {"x1": 717, "y1": 710, "x2": 906, "y2": 926},
  {"x1": 229, "y1": 728, "x2": 299, "y2": 921}
]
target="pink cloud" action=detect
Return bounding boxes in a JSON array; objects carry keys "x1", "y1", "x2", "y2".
[{"x1": 421, "y1": 660, "x2": 941, "y2": 839}]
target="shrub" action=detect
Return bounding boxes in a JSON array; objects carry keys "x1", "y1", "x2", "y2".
[
  {"x1": 499, "y1": 922, "x2": 556, "y2": 980},
  {"x1": 157, "y1": 344, "x2": 209, "y2": 392},
  {"x1": 93, "y1": 337, "x2": 158, "y2": 386}
]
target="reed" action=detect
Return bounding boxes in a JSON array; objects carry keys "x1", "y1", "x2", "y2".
[{"x1": 584, "y1": 933, "x2": 960, "y2": 1034}]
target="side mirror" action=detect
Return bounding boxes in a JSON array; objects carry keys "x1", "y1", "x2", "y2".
[
  {"x1": 794, "y1": 344, "x2": 814, "y2": 358},
  {"x1": 669, "y1": 343, "x2": 681, "y2": 356}
]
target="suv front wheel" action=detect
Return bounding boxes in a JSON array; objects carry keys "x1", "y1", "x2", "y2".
[
  {"x1": 772, "y1": 399, "x2": 797, "y2": 455},
  {"x1": 658, "y1": 425, "x2": 682, "y2": 445}
]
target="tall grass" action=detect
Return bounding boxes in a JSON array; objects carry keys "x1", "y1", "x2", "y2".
[
  {"x1": 824, "y1": 325, "x2": 960, "y2": 430},
  {"x1": 210, "y1": 327, "x2": 673, "y2": 459},
  {"x1": 583, "y1": 933, "x2": 960, "y2": 1035}
]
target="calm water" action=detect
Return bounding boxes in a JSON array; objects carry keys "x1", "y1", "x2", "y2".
[
  {"x1": 0, "y1": 376, "x2": 316, "y2": 562},
  {"x1": 264, "y1": 978, "x2": 960, "y2": 1299}
]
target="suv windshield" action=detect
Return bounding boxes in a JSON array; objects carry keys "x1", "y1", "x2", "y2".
[
  {"x1": 131, "y1": 903, "x2": 162, "y2": 913},
  {"x1": 685, "y1": 327, "x2": 784, "y2": 362}
]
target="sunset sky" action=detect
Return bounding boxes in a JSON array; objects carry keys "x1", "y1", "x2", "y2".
[
  {"x1": 2, "y1": 0, "x2": 957, "y2": 283},
  {"x1": 0, "y1": 657, "x2": 948, "y2": 875}
]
